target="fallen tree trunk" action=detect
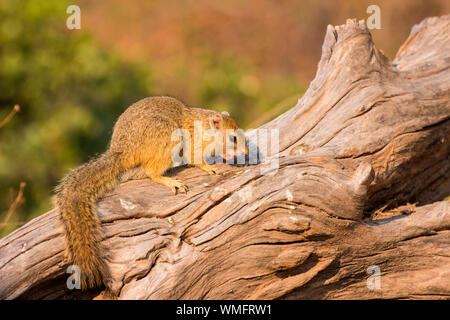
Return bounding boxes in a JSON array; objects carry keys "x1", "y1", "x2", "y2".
[{"x1": 0, "y1": 15, "x2": 449, "y2": 300}]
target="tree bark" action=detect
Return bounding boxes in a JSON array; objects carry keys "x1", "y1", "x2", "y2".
[{"x1": 0, "y1": 15, "x2": 449, "y2": 300}]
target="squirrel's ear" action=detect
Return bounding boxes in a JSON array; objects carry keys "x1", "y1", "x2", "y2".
[
  {"x1": 209, "y1": 113, "x2": 223, "y2": 130},
  {"x1": 221, "y1": 111, "x2": 230, "y2": 117}
]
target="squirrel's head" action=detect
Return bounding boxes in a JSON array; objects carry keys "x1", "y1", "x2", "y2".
[{"x1": 207, "y1": 111, "x2": 248, "y2": 163}]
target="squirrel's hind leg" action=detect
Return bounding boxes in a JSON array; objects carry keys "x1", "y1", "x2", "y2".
[
  {"x1": 143, "y1": 149, "x2": 188, "y2": 194},
  {"x1": 149, "y1": 175, "x2": 189, "y2": 194}
]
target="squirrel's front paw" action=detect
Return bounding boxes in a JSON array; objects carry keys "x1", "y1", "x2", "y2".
[
  {"x1": 170, "y1": 179, "x2": 189, "y2": 194},
  {"x1": 198, "y1": 164, "x2": 220, "y2": 175}
]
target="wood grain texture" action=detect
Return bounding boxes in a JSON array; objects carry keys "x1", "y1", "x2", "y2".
[{"x1": 0, "y1": 15, "x2": 449, "y2": 300}]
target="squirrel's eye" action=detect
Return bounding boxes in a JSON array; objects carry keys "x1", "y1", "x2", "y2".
[{"x1": 229, "y1": 135, "x2": 237, "y2": 143}]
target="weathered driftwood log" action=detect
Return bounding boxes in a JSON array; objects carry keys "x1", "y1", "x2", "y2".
[{"x1": 0, "y1": 15, "x2": 449, "y2": 300}]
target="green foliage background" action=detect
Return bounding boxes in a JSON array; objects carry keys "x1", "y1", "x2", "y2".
[
  {"x1": 0, "y1": 0, "x2": 304, "y2": 236},
  {"x1": 0, "y1": 0, "x2": 154, "y2": 235}
]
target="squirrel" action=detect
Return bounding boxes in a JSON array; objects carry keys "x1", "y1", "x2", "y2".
[{"x1": 55, "y1": 96, "x2": 248, "y2": 291}]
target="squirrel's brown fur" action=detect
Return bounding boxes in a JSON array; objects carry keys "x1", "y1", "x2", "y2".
[{"x1": 55, "y1": 96, "x2": 247, "y2": 290}]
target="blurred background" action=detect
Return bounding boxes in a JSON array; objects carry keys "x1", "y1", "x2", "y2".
[{"x1": 0, "y1": 0, "x2": 449, "y2": 236}]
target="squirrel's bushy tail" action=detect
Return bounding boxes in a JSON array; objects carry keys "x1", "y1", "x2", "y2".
[{"x1": 55, "y1": 151, "x2": 123, "y2": 289}]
